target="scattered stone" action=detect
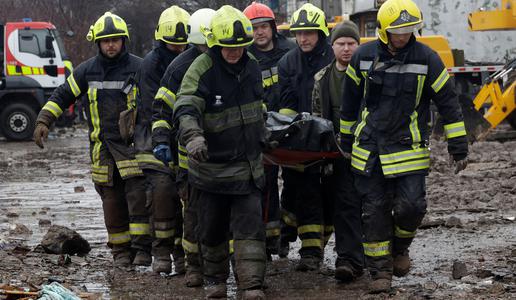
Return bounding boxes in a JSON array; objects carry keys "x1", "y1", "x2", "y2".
[
  {"x1": 6, "y1": 212, "x2": 19, "y2": 218},
  {"x1": 511, "y1": 249, "x2": 516, "y2": 257},
  {"x1": 419, "y1": 217, "x2": 445, "y2": 229},
  {"x1": 9, "y1": 224, "x2": 32, "y2": 235},
  {"x1": 476, "y1": 268, "x2": 494, "y2": 278},
  {"x1": 488, "y1": 282, "x2": 506, "y2": 294},
  {"x1": 445, "y1": 216, "x2": 463, "y2": 228},
  {"x1": 460, "y1": 275, "x2": 477, "y2": 284},
  {"x1": 423, "y1": 280, "x2": 438, "y2": 290},
  {"x1": 453, "y1": 261, "x2": 468, "y2": 279},
  {"x1": 39, "y1": 219, "x2": 52, "y2": 226},
  {"x1": 40, "y1": 225, "x2": 91, "y2": 255},
  {"x1": 74, "y1": 186, "x2": 85, "y2": 193}
]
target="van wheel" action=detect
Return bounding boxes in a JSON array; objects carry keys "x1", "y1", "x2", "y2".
[{"x1": 0, "y1": 103, "x2": 37, "y2": 141}]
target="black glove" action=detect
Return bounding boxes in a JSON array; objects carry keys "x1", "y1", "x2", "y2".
[{"x1": 450, "y1": 154, "x2": 468, "y2": 174}]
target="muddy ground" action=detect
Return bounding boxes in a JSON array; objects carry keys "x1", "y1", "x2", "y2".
[{"x1": 0, "y1": 125, "x2": 515, "y2": 300}]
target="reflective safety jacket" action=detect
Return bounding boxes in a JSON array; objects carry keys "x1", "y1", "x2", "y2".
[
  {"x1": 134, "y1": 42, "x2": 183, "y2": 173},
  {"x1": 248, "y1": 34, "x2": 295, "y2": 112},
  {"x1": 278, "y1": 38, "x2": 334, "y2": 115},
  {"x1": 40, "y1": 51, "x2": 143, "y2": 186},
  {"x1": 174, "y1": 48, "x2": 266, "y2": 195},
  {"x1": 340, "y1": 37, "x2": 468, "y2": 178},
  {"x1": 152, "y1": 46, "x2": 204, "y2": 183}
]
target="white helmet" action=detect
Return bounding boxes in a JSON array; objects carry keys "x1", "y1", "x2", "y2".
[{"x1": 188, "y1": 8, "x2": 216, "y2": 45}]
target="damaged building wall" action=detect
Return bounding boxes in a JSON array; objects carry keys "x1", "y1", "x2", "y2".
[{"x1": 416, "y1": 0, "x2": 515, "y2": 63}]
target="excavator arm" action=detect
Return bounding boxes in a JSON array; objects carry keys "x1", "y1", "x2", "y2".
[
  {"x1": 468, "y1": 0, "x2": 516, "y2": 31},
  {"x1": 473, "y1": 59, "x2": 516, "y2": 129}
]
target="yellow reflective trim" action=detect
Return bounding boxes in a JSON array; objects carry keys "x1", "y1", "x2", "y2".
[
  {"x1": 281, "y1": 212, "x2": 297, "y2": 227},
  {"x1": 21, "y1": 65, "x2": 31, "y2": 75},
  {"x1": 263, "y1": 77, "x2": 272, "y2": 87},
  {"x1": 340, "y1": 119, "x2": 356, "y2": 135},
  {"x1": 182, "y1": 239, "x2": 199, "y2": 253},
  {"x1": 431, "y1": 68, "x2": 449, "y2": 93},
  {"x1": 155, "y1": 229, "x2": 175, "y2": 239},
  {"x1": 178, "y1": 153, "x2": 188, "y2": 169},
  {"x1": 272, "y1": 74, "x2": 278, "y2": 83},
  {"x1": 178, "y1": 143, "x2": 187, "y2": 153},
  {"x1": 394, "y1": 225, "x2": 416, "y2": 238},
  {"x1": 346, "y1": 65, "x2": 361, "y2": 86},
  {"x1": 409, "y1": 111, "x2": 421, "y2": 145},
  {"x1": 301, "y1": 238, "x2": 323, "y2": 249},
  {"x1": 266, "y1": 228, "x2": 281, "y2": 238},
  {"x1": 92, "y1": 172, "x2": 109, "y2": 183},
  {"x1": 67, "y1": 74, "x2": 81, "y2": 97},
  {"x1": 351, "y1": 155, "x2": 367, "y2": 171},
  {"x1": 152, "y1": 120, "x2": 172, "y2": 131},
  {"x1": 229, "y1": 239, "x2": 234, "y2": 254},
  {"x1": 353, "y1": 108, "x2": 369, "y2": 144},
  {"x1": 117, "y1": 159, "x2": 140, "y2": 168},
  {"x1": 416, "y1": 75, "x2": 426, "y2": 107},
  {"x1": 363, "y1": 241, "x2": 390, "y2": 257},
  {"x1": 298, "y1": 224, "x2": 322, "y2": 235},
  {"x1": 352, "y1": 144, "x2": 371, "y2": 161},
  {"x1": 88, "y1": 87, "x2": 103, "y2": 171},
  {"x1": 129, "y1": 223, "x2": 151, "y2": 235},
  {"x1": 444, "y1": 121, "x2": 467, "y2": 139},
  {"x1": 174, "y1": 237, "x2": 182, "y2": 246},
  {"x1": 32, "y1": 67, "x2": 40, "y2": 75},
  {"x1": 135, "y1": 153, "x2": 164, "y2": 166},
  {"x1": 119, "y1": 167, "x2": 143, "y2": 177},
  {"x1": 108, "y1": 231, "x2": 131, "y2": 244},
  {"x1": 279, "y1": 108, "x2": 297, "y2": 116},
  {"x1": 382, "y1": 158, "x2": 430, "y2": 175},
  {"x1": 324, "y1": 225, "x2": 334, "y2": 233},
  {"x1": 7, "y1": 65, "x2": 21, "y2": 75},
  {"x1": 155, "y1": 87, "x2": 176, "y2": 109},
  {"x1": 42, "y1": 101, "x2": 63, "y2": 118},
  {"x1": 379, "y1": 148, "x2": 430, "y2": 164}
]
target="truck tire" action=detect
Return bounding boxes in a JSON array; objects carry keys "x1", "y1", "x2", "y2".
[{"x1": 0, "y1": 103, "x2": 37, "y2": 141}]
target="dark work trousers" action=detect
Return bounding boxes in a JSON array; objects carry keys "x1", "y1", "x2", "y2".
[
  {"x1": 279, "y1": 168, "x2": 298, "y2": 246},
  {"x1": 289, "y1": 167, "x2": 324, "y2": 259},
  {"x1": 262, "y1": 164, "x2": 280, "y2": 255},
  {"x1": 182, "y1": 184, "x2": 202, "y2": 272},
  {"x1": 323, "y1": 158, "x2": 364, "y2": 270},
  {"x1": 354, "y1": 161, "x2": 427, "y2": 279},
  {"x1": 197, "y1": 187, "x2": 266, "y2": 287},
  {"x1": 144, "y1": 169, "x2": 178, "y2": 259},
  {"x1": 95, "y1": 168, "x2": 151, "y2": 256}
]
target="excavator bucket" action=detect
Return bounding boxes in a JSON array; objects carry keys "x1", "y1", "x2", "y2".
[{"x1": 472, "y1": 59, "x2": 516, "y2": 140}]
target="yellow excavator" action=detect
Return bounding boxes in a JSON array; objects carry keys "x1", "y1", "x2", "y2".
[{"x1": 469, "y1": 0, "x2": 516, "y2": 134}]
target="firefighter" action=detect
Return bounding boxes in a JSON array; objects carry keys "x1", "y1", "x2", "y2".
[
  {"x1": 151, "y1": 7, "x2": 216, "y2": 287},
  {"x1": 277, "y1": 3, "x2": 334, "y2": 271},
  {"x1": 174, "y1": 5, "x2": 266, "y2": 299},
  {"x1": 311, "y1": 20, "x2": 364, "y2": 282},
  {"x1": 33, "y1": 12, "x2": 152, "y2": 268},
  {"x1": 135, "y1": 6, "x2": 190, "y2": 274},
  {"x1": 340, "y1": 0, "x2": 468, "y2": 293},
  {"x1": 243, "y1": 1, "x2": 296, "y2": 260}
]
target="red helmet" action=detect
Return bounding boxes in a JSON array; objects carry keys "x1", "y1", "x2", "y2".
[{"x1": 243, "y1": 1, "x2": 275, "y2": 24}]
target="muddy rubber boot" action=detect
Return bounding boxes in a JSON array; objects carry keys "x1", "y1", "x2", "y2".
[
  {"x1": 153, "y1": 256, "x2": 172, "y2": 273},
  {"x1": 393, "y1": 251, "x2": 411, "y2": 277},
  {"x1": 295, "y1": 256, "x2": 321, "y2": 272},
  {"x1": 369, "y1": 272, "x2": 392, "y2": 294},
  {"x1": 113, "y1": 251, "x2": 132, "y2": 268},
  {"x1": 173, "y1": 246, "x2": 186, "y2": 274},
  {"x1": 234, "y1": 240, "x2": 266, "y2": 291},
  {"x1": 132, "y1": 250, "x2": 152, "y2": 266},
  {"x1": 241, "y1": 289, "x2": 265, "y2": 300},
  {"x1": 186, "y1": 267, "x2": 203, "y2": 287},
  {"x1": 335, "y1": 260, "x2": 363, "y2": 282},
  {"x1": 205, "y1": 281, "x2": 227, "y2": 299}
]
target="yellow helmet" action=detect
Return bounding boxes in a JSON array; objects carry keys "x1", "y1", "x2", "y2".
[
  {"x1": 289, "y1": 3, "x2": 329, "y2": 36},
  {"x1": 201, "y1": 5, "x2": 253, "y2": 48},
  {"x1": 155, "y1": 6, "x2": 190, "y2": 45},
  {"x1": 86, "y1": 12, "x2": 129, "y2": 42},
  {"x1": 377, "y1": 0, "x2": 423, "y2": 44}
]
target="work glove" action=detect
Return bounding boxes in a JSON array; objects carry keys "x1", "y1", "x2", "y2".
[
  {"x1": 153, "y1": 144, "x2": 172, "y2": 164},
  {"x1": 186, "y1": 136, "x2": 208, "y2": 162},
  {"x1": 34, "y1": 122, "x2": 49, "y2": 149},
  {"x1": 450, "y1": 154, "x2": 468, "y2": 174}
]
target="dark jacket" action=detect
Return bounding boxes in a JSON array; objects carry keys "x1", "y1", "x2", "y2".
[
  {"x1": 134, "y1": 42, "x2": 183, "y2": 173},
  {"x1": 248, "y1": 34, "x2": 295, "y2": 112},
  {"x1": 151, "y1": 46, "x2": 202, "y2": 147},
  {"x1": 340, "y1": 37, "x2": 468, "y2": 178},
  {"x1": 278, "y1": 37, "x2": 334, "y2": 114},
  {"x1": 312, "y1": 59, "x2": 341, "y2": 133},
  {"x1": 39, "y1": 50, "x2": 143, "y2": 185},
  {"x1": 174, "y1": 48, "x2": 265, "y2": 195}
]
